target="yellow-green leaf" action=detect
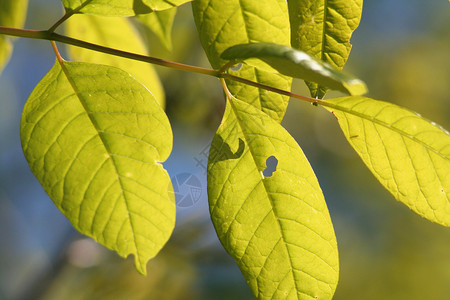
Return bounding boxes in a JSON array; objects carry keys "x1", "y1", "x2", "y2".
[
  {"x1": 66, "y1": 14, "x2": 165, "y2": 107},
  {"x1": 208, "y1": 97, "x2": 339, "y2": 299},
  {"x1": 0, "y1": 0, "x2": 28, "y2": 73},
  {"x1": 222, "y1": 42, "x2": 367, "y2": 96},
  {"x1": 61, "y1": 0, "x2": 192, "y2": 16},
  {"x1": 20, "y1": 61, "x2": 175, "y2": 274},
  {"x1": 136, "y1": 8, "x2": 176, "y2": 52},
  {"x1": 324, "y1": 96, "x2": 450, "y2": 226},
  {"x1": 288, "y1": 0, "x2": 363, "y2": 98},
  {"x1": 192, "y1": 0, "x2": 292, "y2": 122}
]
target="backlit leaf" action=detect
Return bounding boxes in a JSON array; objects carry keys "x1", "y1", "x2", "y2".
[
  {"x1": 222, "y1": 42, "x2": 367, "y2": 96},
  {"x1": 20, "y1": 61, "x2": 175, "y2": 274},
  {"x1": 192, "y1": 0, "x2": 292, "y2": 122},
  {"x1": 66, "y1": 14, "x2": 165, "y2": 107},
  {"x1": 0, "y1": 0, "x2": 28, "y2": 73},
  {"x1": 324, "y1": 96, "x2": 450, "y2": 226},
  {"x1": 288, "y1": 0, "x2": 363, "y2": 98},
  {"x1": 208, "y1": 97, "x2": 339, "y2": 299},
  {"x1": 136, "y1": 8, "x2": 176, "y2": 52},
  {"x1": 61, "y1": 0, "x2": 192, "y2": 16}
]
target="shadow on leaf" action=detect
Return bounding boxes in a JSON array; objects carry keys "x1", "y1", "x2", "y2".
[
  {"x1": 133, "y1": 0, "x2": 152, "y2": 14},
  {"x1": 209, "y1": 136, "x2": 245, "y2": 163}
]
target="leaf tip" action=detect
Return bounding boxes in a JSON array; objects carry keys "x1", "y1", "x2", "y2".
[{"x1": 134, "y1": 256, "x2": 148, "y2": 276}]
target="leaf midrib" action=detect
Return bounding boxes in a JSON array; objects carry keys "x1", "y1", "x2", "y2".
[
  {"x1": 57, "y1": 60, "x2": 140, "y2": 257},
  {"x1": 228, "y1": 98, "x2": 301, "y2": 299},
  {"x1": 323, "y1": 100, "x2": 449, "y2": 161},
  {"x1": 307, "y1": 0, "x2": 329, "y2": 96},
  {"x1": 236, "y1": 0, "x2": 289, "y2": 122},
  {"x1": 320, "y1": 0, "x2": 328, "y2": 63}
]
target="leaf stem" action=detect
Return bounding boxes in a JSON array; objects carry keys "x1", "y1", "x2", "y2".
[
  {"x1": 51, "y1": 41, "x2": 63, "y2": 62},
  {"x1": 220, "y1": 78, "x2": 233, "y2": 100},
  {"x1": 48, "y1": 0, "x2": 95, "y2": 33},
  {"x1": 0, "y1": 26, "x2": 321, "y2": 105},
  {"x1": 48, "y1": 12, "x2": 75, "y2": 33}
]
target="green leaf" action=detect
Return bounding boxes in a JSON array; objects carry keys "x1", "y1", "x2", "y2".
[
  {"x1": 136, "y1": 8, "x2": 176, "y2": 52},
  {"x1": 324, "y1": 96, "x2": 450, "y2": 226},
  {"x1": 61, "y1": 0, "x2": 192, "y2": 16},
  {"x1": 66, "y1": 14, "x2": 165, "y2": 107},
  {"x1": 222, "y1": 42, "x2": 367, "y2": 96},
  {"x1": 0, "y1": 0, "x2": 28, "y2": 73},
  {"x1": 288, "y1": 0, "x2": 363, "y2": 98},
  {"x1": 192, "y1": 0, "x2": 292, "y2": 122},
  {"x1": 20, "y1": 60, "x2": 175, "y2": 274},
  {"x1": 208, "y1": 97, "x2": 339, "y2": 299}
]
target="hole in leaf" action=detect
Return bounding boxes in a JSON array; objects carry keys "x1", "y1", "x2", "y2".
[
  {"x1": 230, "y1": 63, "x2": 243, "y2": 71},
  {"x1": 263, "y1": 156, "x2": 278, "y2": 177}
]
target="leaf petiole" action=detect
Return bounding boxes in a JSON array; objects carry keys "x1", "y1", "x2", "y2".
[
  {"x1": 48, "y1": 0, "x2": 95, "y2": 33},
  {"x1": 50, "y1": 41, "x2": 63, "y2": 62}
]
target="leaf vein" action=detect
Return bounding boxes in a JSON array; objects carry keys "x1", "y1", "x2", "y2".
[
  {"x1": 118, "y1": 175, "x2": 172, "y2": 221},
  {"x1": 77, "y1": 157, "x2": 111, "y2": 227}
]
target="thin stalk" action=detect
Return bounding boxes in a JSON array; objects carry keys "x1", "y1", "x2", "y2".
[
  {"x1": 48, "y1": 0, "x2": 101, "y2": 33},
  {"x1": 51, "y1": 41, "x2": 63, "y2": 62},
  {"x1": 0, "y1": 26, "x2": 322, "y2": 106},
  {"x1": 0, "y1": 26, "x2": 50, "y2": 39},
  {"x1": 220, "y1": 78, "x2": 233, "y2": 100},
  {"x1": 0, "y1": 27, "x2": 220, "y2": 77},
  {"x1": 54, "y1": 32, "x2": 222, "y2": 77},
  {"x1": 48, "y1": 12, "x2": 75, "y2": 33}
]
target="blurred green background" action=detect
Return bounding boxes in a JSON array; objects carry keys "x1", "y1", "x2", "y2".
[{"x1": 0, "y1": 1, "x2": 449, "y2": 299}]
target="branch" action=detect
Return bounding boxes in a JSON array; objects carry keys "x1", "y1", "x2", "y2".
[{"x1": 0, "y1": 26, "x2": 319, "y2": 105}]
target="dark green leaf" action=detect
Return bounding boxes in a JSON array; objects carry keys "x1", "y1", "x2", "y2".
[{"x1": 222, "y1": 42, "x2": 367, "y2": 96}]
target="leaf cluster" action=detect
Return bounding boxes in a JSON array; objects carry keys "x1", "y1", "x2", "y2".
[{"x1": 0, "y1": 0, "x2": 449, "y2": 299}]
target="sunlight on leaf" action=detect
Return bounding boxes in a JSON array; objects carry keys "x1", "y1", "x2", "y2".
[
  {"x1": 61, "y1": 0, "x2": 192, "y2": 16},
  {"x1": 192, "y1": 0, "x2": 292, "y2": 122},
  {"x1": 20, "y1": 61, "x2": 175, "y2": 274},
  {"x1": 208, "y1": 97, "x2": 339, "y2": 299},
  {"x1": 288, "y1": 0, "x2": 363, "y2": 98},
  {"x1": 0, "y1": 0, "x2": 28, "y2": 73},
  {"x1": 222, "y1": 42, "x2": 367, "y2": 96},
  {"x1": 66, "y1": 14, "x2": 165, "y2": 107},
  {"x1": 324, "y1": 96, "x2": 450, "y2": 226}
]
